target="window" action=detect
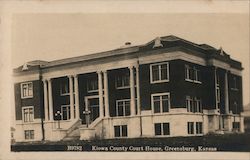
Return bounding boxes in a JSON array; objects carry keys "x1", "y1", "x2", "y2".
[
  {"x1": 196, "y1": 122, "x2": 203, "y2": 134},
  {"x1": 24, "y1": 130, "x2": 34, "y2": 140},
  {"x1": 22, "y1": 107, "x2": 34, "y2": 122},
  {"x1": 232, "y1": 122, "x2": 240, "y2": 131},
  {"x1": 61, "y1": 105, "x2": 71, "y2": 120},
  {"x1": 116, "y1": 72, "x2": 130, "y2": 89},
  {"x1": 60, "y1": 78, "x2": 75, "y2": 95},
  {"x1": 154, "y1": 123, "x2": 170, "y2": 136},
  {"x1": 21, "y1": 82, "x2": 33, "y2": 98},
  {"x1": 186, "y1": 96, "x2": 202, "y2": 113},
  {"x1": 150, "y1": 62, "x2": 169, "y2": 83},
  {"x1": 195, "y1": 98, "x2": 202, "y2": 113},
  {"x1": 185, "y1": 65, "x2": 192, "y2": 81},
  {"x1": 114, "y1": 125, "x2": 128, "y2": 137},
  {"x1": 194, "y1": 67, "x2": 201, "y2": 82},
  {"x1": 116, "y1": 99, "x2": 130, "y2": 116},
  {"x1": 152, "y1": 93, "x2": 170, "y2": 113},
  {"x1": 186, "y1": 96, "x2": 194, "y2": 112},
  {"x1": 185, "y1": 65, "x2": 201, "y2": 83},
  {"x1": 231, "y1": 77, "x2": 238, "y2": 90},
  {"x1": 232, "y1": 101, "x2": 238, "y2": 114},
  {"x1": 87, "y1": 77, "x2": 98, "y2": 92},
  {"x1": 60, "y1": 79, "x2": 69, "y2": 95},
  {"x1": 187, "y1": 122, "x2": 194, "y2": 134}
]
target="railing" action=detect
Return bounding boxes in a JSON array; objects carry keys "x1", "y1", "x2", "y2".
[{"x1": 64, "y1": 119, "x2": 82, "y2": 138}]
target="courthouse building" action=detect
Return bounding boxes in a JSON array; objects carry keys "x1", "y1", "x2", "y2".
[{"x1": 13, "y1": 35, "x2": 244, "y2": 142}]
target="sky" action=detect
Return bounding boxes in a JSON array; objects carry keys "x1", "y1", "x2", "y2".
[{"x1": 11, "y1": 13, "x2": 249, "y2": 105}]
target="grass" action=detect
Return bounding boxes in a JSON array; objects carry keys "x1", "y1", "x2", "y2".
[{"x1": 11, "y1": 133, "x2": 250, "y2": 152}]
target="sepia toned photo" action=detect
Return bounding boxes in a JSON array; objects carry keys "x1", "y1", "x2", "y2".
[{"x1": 0, "y1": 0, "x2": 249, "y2": 160}]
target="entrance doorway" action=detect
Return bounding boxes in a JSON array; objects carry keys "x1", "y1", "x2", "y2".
[{"x1": 84, "y1": 95, "x2": 99, "y2": 123}]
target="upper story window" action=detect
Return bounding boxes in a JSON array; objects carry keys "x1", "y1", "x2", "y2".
[
  {"x1": 60, "y1": 79, "x2": 69, "y2": 95},
  {"x1": 185, "y1": 65, "x2": 201, "y2": 83},
  {"x1": 116, "y1": 99, "x2": 130, "y2": 116},
  {"x1": 21, "y1": 82, "x2": 33, "y2": 99},
  {"x1": 152, "y1": 93, "x2": 170, "y2": 113},
  {"x1": 87, "y1": 77, "x2": 98, "y2": 92},
  {"x1": 231, "y1": 77, "x2": 238, "y2": 90},
  {"x1": 22, "y1": 106, "x2": 34, "y2": 123},
  {"x1": 186, "y1": 96, "x2": 202, "y2": 113},
  {"x1": 60, "y1": 78, "x2": 75, "y2": 95},
  {"x1": 150, "y1": 62, "x2": 169, "y2": 84},
  {"x1": 193, "y1": 67, "x2": 201, "y2": 82},
  {"x1": 116, "y1": 72, "x2": 130, "y2": 89}
]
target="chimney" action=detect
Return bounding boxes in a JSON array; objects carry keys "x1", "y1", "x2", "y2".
[{"x1": 125, "y1": 42, "x2": 131, "y2": 46}]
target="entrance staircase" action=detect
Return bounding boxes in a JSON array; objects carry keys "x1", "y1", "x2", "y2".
[{"x1": 62, "y1": 118, "x2": 103, "y2": 141}]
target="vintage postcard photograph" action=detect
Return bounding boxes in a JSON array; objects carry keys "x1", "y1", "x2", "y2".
[{"x1": 0, "y1": 0, "x2": 249, "y2": 160}]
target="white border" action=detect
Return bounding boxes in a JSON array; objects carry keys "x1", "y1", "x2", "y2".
[{"x1": 0, "y1": 1, "x2": 249, "y2": 160}]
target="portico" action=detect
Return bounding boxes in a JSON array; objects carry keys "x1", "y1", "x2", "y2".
[{"x1": 41, "y1": 62, "x2": 141, "y2": 127}]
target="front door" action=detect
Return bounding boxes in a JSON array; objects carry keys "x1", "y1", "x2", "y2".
[{"x1": 85, "y1": 96, "x2": 99, "y2": 123}]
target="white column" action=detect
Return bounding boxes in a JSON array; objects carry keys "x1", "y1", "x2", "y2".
[
  {"x1": 74, "y1": 75, "x2": 80, "y2": 119},
  {"x1": 135, "y1": 65, "x2": 141, "y2": 115},
  {"x1": 98, "y1": 71, "x2": 104, "y2": 118},
  {"x1": 43, "y1": 80, "x2": 49, "y2": 121},
  {"x1": 68, "y1": 75, "x2": 75, "y2": 120},
  {"x1": 129, "y1": 66, "x2": 136, "y2": 116},
  {"x1": 103, "y1": 70, "x2": 109, "y2": 117},
  {"x1": 214, "y1": 68, "x2": 218, "y2": 110},
  {"x1": 224, "y1": 71, "x2": 229, "y2": 114},
  {"x1": 48, "y1": 78, "x2": 54, "y2": 121}
]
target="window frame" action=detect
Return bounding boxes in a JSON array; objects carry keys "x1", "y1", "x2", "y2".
[
  {"x1": 186, "y1": 96, "x2": 193, "y2": 112},
  {"x1": 60, "y1": 79, "x2": 69, "y2": 96},
  {"x1": 115, "y1": 72, "x2": 130, "y2": 89},
  {"x1": 21, "y1": 82, "x2": 33, "y2": 99},
  {"x1": 22, "y1": 106, "x2": 34, "y2": 123},
  {"x1": 187, "y1": 122, "x2": 194, "y2": 135},
  {"x1": 151, "y1": 92, "x2": 170, "y2": 114},
  {"x1": 24, "y1": 130, "x2": 34, "y2": 140},
  {"x1": 114, "y1": 125, "x2": 128, "y2": 138},
  {"x1": 61, "y1": 105, "x2": 71, "y2": 120},
  {"x1": 196, "y1": 122, "x2": 203, "y2": 134},
  {"x1": 87, "y1": 77, "x2": 99, "y2": 93},
  {"x1": 193, "y1": 67, "x2": 201, "y2": 83},
  {"x1": 154, "y1": 122, "x2": 170, "y2": 136},
  {"x1": 185, "y1": 65, "x2": 192, "y2": 82},
  {"x1": 185, "y1": 65, "x2": 202, "y2": 84},
  {"x1": 150, "y1": 62, "x2": 169, "y2": 84},
  {"x1": 186, "y1": 96, "x2": 202, "y2": 113},
  {"x1": 231, "y1": 77, "x2": 238, "y2": 91},
  {"x1": 115, "y1": 99, "x2": 131, "y2": 117},
  {"x1": 232, "y1": 122, "x2": 240, "y2": 131}
]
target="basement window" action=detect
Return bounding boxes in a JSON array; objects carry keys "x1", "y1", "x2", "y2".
[
  {"x1": 154, "y1": 123, "x2": 170, "y2": 136},
  {"x1": 24, "y1": 130, "x2": 34, "y2": 140},
  {"x1": 187, "y1": 122, "x2": 194, "y2": 134},
  {"x1": 114, "y1": 125, "x2": 128, "y2": 137}
]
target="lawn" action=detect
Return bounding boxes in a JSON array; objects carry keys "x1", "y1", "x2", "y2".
[{"x1": 11, "y1": 133, "x2": 250, "y2": 152}]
